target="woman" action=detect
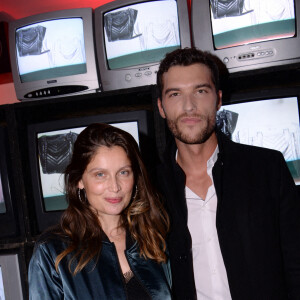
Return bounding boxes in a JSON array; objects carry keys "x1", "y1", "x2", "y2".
[{"x1": 29, "y1": 123, "x2": 171, "y2": 300}]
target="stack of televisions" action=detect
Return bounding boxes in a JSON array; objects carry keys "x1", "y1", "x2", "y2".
[{"x1": 1, "y1": 0, "x2": 300, "y2": 298}]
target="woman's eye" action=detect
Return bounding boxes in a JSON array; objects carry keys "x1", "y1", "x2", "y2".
[
  {"x1": 120, "y1": 169, "x2": 130, "y2": 176},
  {"x1": 96, "y1": 172, "x2": 105, "y2": 177}
]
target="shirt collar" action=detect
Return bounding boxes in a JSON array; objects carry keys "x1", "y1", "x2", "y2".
[
  {"x1": 208, "y1": 145, "x2": 219, "y2": 170},
  {"x1": 175, "y1": 145, "x2": 219, "y2": 169}
]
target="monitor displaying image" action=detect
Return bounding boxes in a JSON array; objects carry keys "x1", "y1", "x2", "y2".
[
  {"x1": 217, "y1": 96, "x2": 300, "y2": 184},
  {"x1": 210, "y1": 0, "x2": 295, "y2": 49},
  {"x1": 104, "y1": 0, "x2": 180, "y2": 69},
  {"x1": 0, "y1": 266, "x2": 5, "y2": 300},
  {"x1": 0, "y1": 253, "x2": 24, "y2": 300},
  {"x1": 16, "y1": 18, "x2": 86, "y2": 83},
  {"x1": 0, "y1": 174, "x2": 6, "y2": 214},
  {"x1": 37, "y1": 122, "x2": 139, "y2": 212}
]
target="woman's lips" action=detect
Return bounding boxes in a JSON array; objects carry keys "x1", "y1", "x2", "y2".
[{"x1": 105, "y1": 198, "x2": 122, "y2": 204}]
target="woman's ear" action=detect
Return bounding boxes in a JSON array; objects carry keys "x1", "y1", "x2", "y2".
[{"x1": 78, "y1": 179, "x2": 84, "y2": 189}]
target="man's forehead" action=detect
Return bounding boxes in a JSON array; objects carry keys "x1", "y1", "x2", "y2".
[{"x1": 162, "y1": 64, "x2": 213, "y2": 88}]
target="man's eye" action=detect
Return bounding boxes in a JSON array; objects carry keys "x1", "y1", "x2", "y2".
[
  {"x1": 96, "y1": 172, "x2": 105, "y2": 177},
  {"x1": 197, "y1": 89, "x2": 206, "y2": 94},
  {"x1": 170, "y1": 92, "x2": 180, "y2": 97}
]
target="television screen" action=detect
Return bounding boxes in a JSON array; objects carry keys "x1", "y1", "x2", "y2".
[
  {"x1": 0, "y1": 126, "x2": 19, "y2": 238},
  {"x1": 210, "y1": 0, "x2": 295, "y2": 49},
  {"x1": 0, "y1": 266, "x2": 4, "y2": 300},
  {"x1": 95, "y1": 0, "x2": 191, "y2": 91},
  {"x1": 0, "y1": 174, "x2": 6, "y2": 214},
  {"x1": 27, "y1": 110, "x2": 154, "y2": 232},
  {"x1": 16, "y1": 18, "x2": 87, "y2": 83},
  {"x1": 104, "y1": 0, "x2": 180, "y2": 70},
  {"x1": 37, "y1": 121, "x2": 139, "y2": 212},
  {"x1": 0, "y1": 253, "x2": 24, "y2": 300},
  {"x1": 9, "y1": 8, "x2": 100, "y2": 100},
  {"x1": 217, "y1": 96, "x2": 300, "y2": 185},
  {"x1": 192, "y1": 0, "x2": 300, "y2": 73}
]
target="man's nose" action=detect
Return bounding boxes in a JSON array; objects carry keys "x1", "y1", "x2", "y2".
[{"x1": 183, "y1": 94, "x2": 196, "y2": 112}]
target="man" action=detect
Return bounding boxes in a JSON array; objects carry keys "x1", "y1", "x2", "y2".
[{"x1": 156, "y1": 48, "x2": 300, "y2": 300}]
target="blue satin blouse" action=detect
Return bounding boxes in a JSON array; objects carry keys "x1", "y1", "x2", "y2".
[{"x1": 28, "y1": 234, "x2": 172, "y2": 300}]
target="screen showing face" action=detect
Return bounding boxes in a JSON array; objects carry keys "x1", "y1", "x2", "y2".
[
  {"x1": 104, "y1": 0, "x2": 181, "y2": 69},
  {"x1": 0, "y1": 174, "x2": 6, "y2": 214},
  {"x1": 37, "y1": 122, "x2": 139, "y2": 212},
  {"x1": 0, "y1": 266, "x2": 5, "y2": 300},
  {"x1": 16, "y1": 18, "x2": 87, "y2": 83},
  {"x1": 210, "y1": 0, "x2": 295, "y2": 49},
  {"x1": 217, "y1": 96, "x2": 300, "y2": 184}
]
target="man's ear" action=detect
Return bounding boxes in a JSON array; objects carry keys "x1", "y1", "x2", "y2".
[
  {"x1": 157, "y1": 98, "x2": 166, "y2": 119},
  {"x1": 217, "y1": 90, "x2": 222, "y2": 111}
]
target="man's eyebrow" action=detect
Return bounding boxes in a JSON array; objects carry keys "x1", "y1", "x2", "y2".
[
  {"x1": 194, "y1": 83, "x2": 213, "y2": 89},
  {"x1": 164, "y1": 83, "x2": 213, "y2": 96},
  {"x1": 164, "y1": 88, "x2": 181, "y2": 96}
]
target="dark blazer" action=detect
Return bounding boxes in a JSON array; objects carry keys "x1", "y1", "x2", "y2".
[
  {"x1": 28, "y1": 231, "x2": 172, "y2": 300},
  {"x1": 156, "y1": 131, "x2": 300, "y2": 300}
]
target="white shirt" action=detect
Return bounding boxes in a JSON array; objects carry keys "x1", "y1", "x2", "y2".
[{"x1": 185, "y1": 147, "x2": 232, "y2": 300}]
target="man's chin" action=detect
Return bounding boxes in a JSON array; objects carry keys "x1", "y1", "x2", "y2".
[{"x1": 175, "y1": 128, "x2": 215, "y2": 145}]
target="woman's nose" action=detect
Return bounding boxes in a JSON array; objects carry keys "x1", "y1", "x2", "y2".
[{"x1": 109, "y1": 177, "x2": 121, "y2": 193}]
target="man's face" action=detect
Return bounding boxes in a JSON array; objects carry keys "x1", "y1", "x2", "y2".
[{"x1": 157, "y1": 63, "x2": 222, "y2": 145}]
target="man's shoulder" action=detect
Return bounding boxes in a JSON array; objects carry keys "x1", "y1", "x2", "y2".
[
  {"x1": 219, "y1": 132, "x2": 283, "y2": 159},
  {"x1": 226, "y1": 139, "x2": 284, "y2": 159}
]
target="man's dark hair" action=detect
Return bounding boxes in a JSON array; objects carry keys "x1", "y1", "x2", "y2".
[{"x1": 157, "y1": 47, "x2": 220, "y2": 98}]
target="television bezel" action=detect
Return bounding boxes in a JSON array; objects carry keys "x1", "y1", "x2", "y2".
[
  {"x1": 0, "y1": 126, "x2": 19, "y2": 239},
  {"x1": 9, "y1": 8, "x2": 100, "y2": 101},
  {"x1": 0, "y1": 247, "x2": 26, "y2": 300},
  {"x1": 191, "y1": 0, "x2": 300, "y2": 74},
  {"x1": 94, "y1": 0, "x2": 192, "y2": 91},
  {"x1": 27, "y1": 110, "x2": 154, "y2": 233}
]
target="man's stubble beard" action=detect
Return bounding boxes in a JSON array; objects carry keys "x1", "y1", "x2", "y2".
[{"x1": 166, "y1": 111, "x2": 217, "y2": 145}]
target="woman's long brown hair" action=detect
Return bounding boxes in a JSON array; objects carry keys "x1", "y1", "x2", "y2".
[{"x1": 54, "y1": 123, "x2": 169, "y2": 275}]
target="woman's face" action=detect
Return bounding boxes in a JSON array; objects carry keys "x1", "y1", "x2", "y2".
[{"x1": 78, "y1": 145, "x2": 134, "y2": 223}]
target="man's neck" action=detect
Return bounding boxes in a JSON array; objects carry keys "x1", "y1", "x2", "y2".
[
  {"x1": 175, "y1": 132, "x2": 218, "y2": 200},
  {"x1": 175, "y1": 132, "x2": 218, "y2": 172}
]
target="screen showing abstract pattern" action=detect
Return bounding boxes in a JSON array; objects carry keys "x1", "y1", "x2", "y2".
[
  {"x1": 104, "y1": 0, "x2": 181, "y2": 69},
  {"x1": 16, "y1": 18, "x2": 87, "y2": 82},
  {"x1": 0, "y1": 174, "x2": 6, "y2": 214},
  {"x1": 218, "y1": 96, "x2": 300, "y2": 184},
  {"x1": 210, "y1": 0, "x2": 295, "y2": 49}
]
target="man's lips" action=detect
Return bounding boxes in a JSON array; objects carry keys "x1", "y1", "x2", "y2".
[{"x1": 180, "y1": 116, "x2": 202, "y2": 124}]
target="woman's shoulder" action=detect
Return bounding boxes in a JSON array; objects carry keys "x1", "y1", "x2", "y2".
[{"x1": 33, "y1": 225, "x2": 70, "y2": 256}]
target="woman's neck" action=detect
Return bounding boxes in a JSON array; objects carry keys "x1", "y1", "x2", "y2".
[{"x1": 99, "y1": 215, "x2": 125, "y2": 242}]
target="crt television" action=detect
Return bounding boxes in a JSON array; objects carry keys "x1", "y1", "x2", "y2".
[
  {"x1": 9, "y1": 8, "x2": 100, "y2": 101},
  {"x1": 94, "y1": 0, "x2": 191, "y2": 91},
  {"x1": 27, "y1": 110, "x2": 154, "y2": 233},
  {"x1": 217, "y1": 88, "x2": 300, "y2": 185},
  {"x1": 0, "y1": 248, "x2": 26, "y2": 300},
  {"x1": 0, "y1": 126, "x2": 20, "y2": 239},
  {"x1": 192, "y1": 0, "x2": 300, "y2": 74}
]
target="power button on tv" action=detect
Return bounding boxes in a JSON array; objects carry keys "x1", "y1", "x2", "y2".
[
  {"x1": 223, "y1": 57, "x2": 229, "y2": 64},
  {"x1": 125, "y1": 74, "x2": 131, "y2": 81}
]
